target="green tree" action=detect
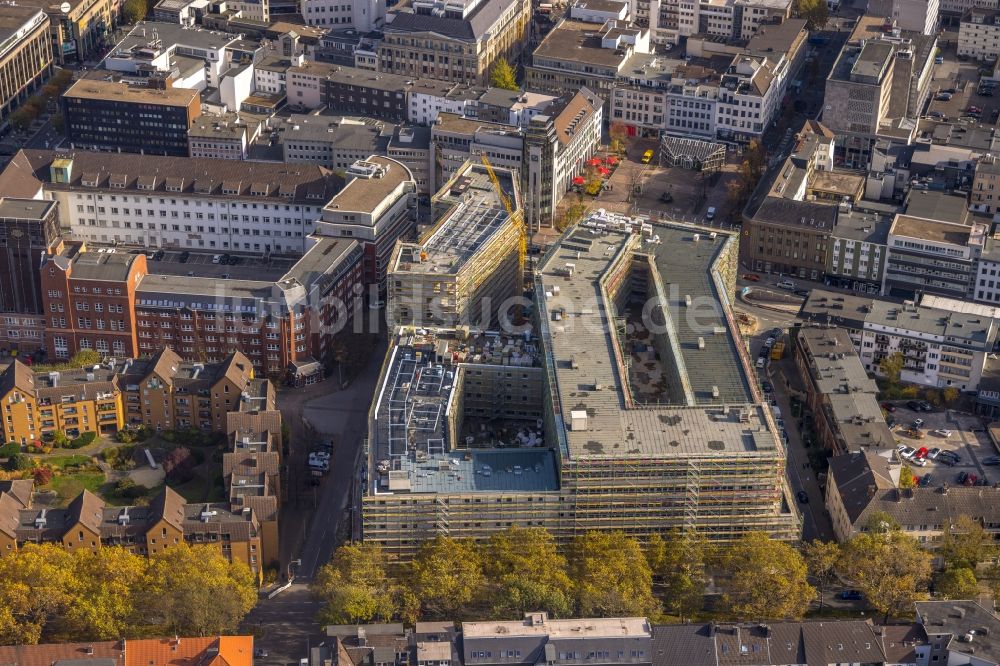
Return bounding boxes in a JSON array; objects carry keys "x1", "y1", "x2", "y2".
[
  {"x1": 899, "y1": 465, "x2": 916, "y2": 489},
  {"x1": 122, "y1": 0, "x2": 148, "y2": 23},
  {"x1": 864, "y1": 510, "x2": 901, "y2": 534},
  {"x1": 409, "y1": 537, "x2": 484, "y2": 618},
  {"x1": 571, "y1": 531, "x2": 659, "y2": 618},
  {"x1": 936, "y1": 567, "x2": 979, "y2": 600},
  {"x1": 62, "y1": 547, "x2": 148, "y2": 640},
  {"x1": 313, "y1": 543, "x2": 399, "y2": 624},
  {"x1": 484, "y1": 527, "x2": 574, "y2": 618},
  {"x1": 794, "y1": 0, "x2": 828, "y2": 29},
  {"x1": 802, "y1": 540, "x2": 840, "y2": 611},
  {"x1": 839, "y1": 528, "x2": 932, "y2": 622},
  {"x1": 51, "y1": 430, "x2": 69, "y2": 448},
  {"x1": 490, "y1": 58, "x2": 518, "y2": 90},
  {"x1": 0, "y1": 544, "x2": 80, "y2": 644},
  {"x1": 142, "y1": 544, "x2": 257, "y2": 636},
  {"x1": 879, "y1": 352, "x2": 904, "y2": 386},
  {"x1": 716, "y1": 532, "x2": 815, "y2": 620},
  {"x1": 939, "y1": 516, "x2": 994, "y2": 571},
  {"x1": 4, "y1": 453, "x2": 33, "y2": 471},
  {"x1": 69, "y1": 350, "x2": 101, "y2": 368},
  {"x1": 942, "y1": 387, "x2": 960, "y2": 405},
  {"x1": 646, "y1": 531, "x2": 709, "y2": 619}
]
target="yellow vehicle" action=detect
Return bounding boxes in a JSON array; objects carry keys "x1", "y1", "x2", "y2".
[
  {"x1": 770, "y1": 341, "x2": 785, "y2": 360},
  {"x1": 904, "y1": 427, "x2": 925, "y2": 439},
  {"x1": 641, "y1": 149, "x2": 654, "y2": 163}
]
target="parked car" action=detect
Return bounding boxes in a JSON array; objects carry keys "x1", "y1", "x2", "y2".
[
  {"x1": 152, "y1": 249, "x2": 165, "y2": 261},
  {"x1": 910, "y1": 456, "x2": 927, "y2": 467},
  {"x1": 770, "y1": 328, "x2": 782, "y2": 338},
  {"x1": 919, "y1": 474, "x2": 933, "y2": 487},
  {"x1": 881, "y1": 403, "x2": 896, "y2": 413},
  {"x1": 913, "y1": 447, "x2": 929, "y2": 459},
  {"x1": 965, "y1": 473, "x2": 978, "y2": 486},
  {"x1": 927, "y1": 447, "x2": 942, "y2": 459},
  {"x1": 918, "y1": 400, "x2": 933, "y2": 411},
  {"x1": 743, "y1": 273, "x2": 761, "y2": 281},
  {"x1": 933, "y1": 428, "x2": 952, "y2": 437},
  {"x1": 777, "y1": 280, "x2": 796, "y2": 290},
  {"x1": 898, "y1": 446, "x2": 916, "y2": 459},
  {"x1": 983, "y1": 456, "x2": 1000, "y2": 466},
  {"x1": 839, "y1": 590, "x2": 863, "y2": 601},
  {"x1": 756, "y1": 357, "x2": 766, "y2": 369},
  {"x1": 659, "y1": 191, "x2": 674, "y2": 203},
  {"x1": 705, "y1": 206, "x2": 717, "y2": 220},
  {"x1": 212, "y1": 254, "x2": 223, "y2": 264},
  {"x1": 641, "y1": 149, "x2": 654, "y2": 164},
  {"x1": 958, "y1": 471, "x2": 969, "y2": 484},
  {"x1": 906, "y1": 400, "x2": 922, "y2": 411},
  {"x1": 913, "y1": 418, "x2": 925, "y2": 428},
  {"x1": 794, "y1": 289, "x2": 811, "y2": 297},
  {"x1": 797, "y1": 490, "x2": 809, "y2": 504},
  {"x1": 178, "y1": 251, "x2": 191, "y2": 263},
  {"x1": 938, "y1": 450, "x2": 962, "y2": 463},
  {"x1": 254, "y1": 649, "x2": 269, "y2": 658}
]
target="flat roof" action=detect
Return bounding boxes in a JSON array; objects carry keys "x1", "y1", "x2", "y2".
[
  {"x1": 0, "y1": 5, "x2": 44, "y2": 45},
  {"x1": 533, "y1": 20, "x2": 632, "y2": 69},
  {"x1": 832, "y1": 208, "x2": 892, "y2": 244},
  {"x1": 322, "y1": 156, "x2": 412, "y2": 217},
  {"x1": 463, "y1": 616, "x2": 650, "y2": 639},
  {"x1": 63, "y1": 79, "x2": 199, "y2": 106},
  {"x1": 115, "y1": 20, "x2": 237, "y2": 53},
  {"x1": 890, "y1": 215, "x2": 972, "y2": 246},
  {"x1": 392, "y1": 163, "x2": 518, "y2": 275},
  {"x1": 0, "y1": 198, "x2": 55, "y2": 221},
  {"x1": 797, "y1": 327, "x2": 878, "y2": 395},
  {"x1": 537, "y1": 214, "x2": 781, "y2": 461}
]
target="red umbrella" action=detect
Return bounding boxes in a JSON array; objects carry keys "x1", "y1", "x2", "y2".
[
  {"x1": 597, "y1": 167, "x2": 611, "y2": 176},
  {"x1": 572, "y1": 176, "x2": 585, "y2": 185},
  {"x1": 588, "y1": 158, "x2": 602, "y2": 166}
]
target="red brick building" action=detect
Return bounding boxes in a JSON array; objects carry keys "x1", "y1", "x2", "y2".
[{"x1": 40, "y1": 242, "x2": 145, "y2": 360}]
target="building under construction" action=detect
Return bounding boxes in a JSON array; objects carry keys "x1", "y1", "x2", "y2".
[
  {"x1": 362, "y1": 215, "x2": 800, "y2": 559},
  {"x1": 386, "y1": 160, "x2": 524, "y2": 329}
]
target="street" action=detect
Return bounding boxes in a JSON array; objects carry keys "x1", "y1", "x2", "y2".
[{"x1": 243, "y1": 332, "x2": 388, "y2": 666}]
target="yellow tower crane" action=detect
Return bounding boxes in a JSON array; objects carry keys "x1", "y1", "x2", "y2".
[{"x1": 479, "y1": 153, "x2": 528, "y2": 306}]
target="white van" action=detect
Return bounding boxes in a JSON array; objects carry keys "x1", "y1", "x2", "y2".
[{"x1": 777, "y1": 280, "x2": 796, "y2": 290}]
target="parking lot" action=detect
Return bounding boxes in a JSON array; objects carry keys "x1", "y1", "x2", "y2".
[
  {"x1": 139, "y1": 249, "x2": 296, "y2": 281},
  {"x1": 886, "y1": 402, "x2": 999, "y2": 486},
  {"x1": 924, "y1": 42, "x2": 1000, "y2": 125}
]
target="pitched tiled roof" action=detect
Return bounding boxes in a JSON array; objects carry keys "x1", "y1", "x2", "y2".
[
  {"x1": 147, "y1": 486, "x2": 186, "y2": 531},
  {"x1": 827, "y1": 450, "x2": 895, "y2": 525},
  {"x1": 0, "y1": 491, "x2": 22, "y2": 539},
  {"x1": 0, "y1": 479, "x2": 34, "y2": 509},
  {"x1": 0, "y1": 641, "x2": 123, "y2": 666},
  {"x1": 148, "y1": 348, "x2": 183, "y2": 386},
  {"x1": 223, "y1": 451, "x2": 281, "y2": 477},
  {"x1": 66, "y1": 489, "x2": 106, "y2": 535},
  {"x1": 226, "y1": 411, "x2": 283, "y2": 448},
  {"x1": 0, "y1": 359, "x2": 36, "y2": 399},
  {"x1": 123, "y1": 637, "x2": 253, "y2": 666},
  {"x1": 240, "y1": 494, "x2": 278, "y2": 522}
]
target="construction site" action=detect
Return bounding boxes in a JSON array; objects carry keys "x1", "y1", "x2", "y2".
[
  {"x1": 386, "y1": 159, "x2": 525, "y2": 329},
  {"x1": 362, "y1": 211, "x2": 800, "y2": 560}
]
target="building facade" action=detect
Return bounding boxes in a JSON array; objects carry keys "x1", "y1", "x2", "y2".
[{"x1": 0, "y1": 7, "x2": 53, "y2": 128}]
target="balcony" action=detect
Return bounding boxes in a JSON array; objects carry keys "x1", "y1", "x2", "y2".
[{"x1": 99, "y1": 413, "x2": 118, "y2": 422}]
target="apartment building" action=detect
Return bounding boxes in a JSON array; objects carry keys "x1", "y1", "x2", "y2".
[
  {"x1": 794, "y1": 327, "x2": 895, "y2": 455},
  {"x1": 941, "y1": 0, "x2": 998, "y2": 26},
  {"x1": 187, "y1": 112, "x2": 260, "y2": 160},
  {"x1": 959, "y1": 8, "x2": 1000, "y2": 60},
  {"x1": 314, "y1": 156, "x2": 417, "y2": 290},
  {"x1": 1, "y1": 485, "x2": 265, "y2": 574},
  {"x1": 475, "y1": 88, "x2": 559, "y2": 126},
  {"x1": 802, "y1": 290, "x2": 998, "y2": 391},
  {"x1": 281, "y1": 116, "x2": 384, "y2": 170},
  {"x1": 882, "y1": 208, "x2": 985, "y2": 300},
  {"x1": 824, "y1": 16, "x2": 936, "y2": 167},
  {"x1": 387, "y1": 161, "x2": 524, "y2": 328},
  {"x1": 386, "y1": 126, "x2": 433, "y2": 195},
  {"x1": 5, "y1": 149, "x2": 340, "y2": 253},
  {"x1": 523, "y1": 88, "x2": 603, "y2": 229},
  {"x1": 827, "y1": 206, "x2": 891, "y2": 291},
  {"x1": 0, "y1": 636, "x2": 254, "y2": 666},
  {"x1": 62, "y1": 80, "x2": 201, "y2": 157},
  {"x1": 133, "y1": 238, "x2": 363, "y2": 376},
  {"x1": 741, "y1": 198, "x2": 837, "y2": 279},
  {"x1": 974, "y1": 236, "x2": 1000, "y2": 304},
  {"x1": 365, "y1": 215, "x2": 798, "y2": 559},
  {"x1": 40, "y1": 242, "x2": 145, "y2": 361},
  {"x1": 0, "y1": 6, "x2": 53, "y2": 127},
  {"x1": 378, "y1": 0, "x2": 532, "y2": 86},
  {"x1": 826, "y1": 449, "x2": 1000, "y2": 545},
  {"x1": 225, "y1": 408, "x2": 282, "y2": 564}
]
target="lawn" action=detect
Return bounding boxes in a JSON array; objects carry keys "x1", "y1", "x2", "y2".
[
  {"x1": 46, "y1": 454, "x2": 95, "y2": 469},
  {"x1": 172, "y1": 474, "x2": 226, "y2": 503},
  {"x1": 43, "y1": 472, "x2": 106, "y2": 505}
]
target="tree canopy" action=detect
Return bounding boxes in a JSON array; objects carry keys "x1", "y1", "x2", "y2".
[
  {"x1": 314, "y1": 543, "x2": 399, "y2": 624},
  {"x1": 0, "y1": 543, "x2": 256, "y2": 644},
  {"x1": 490, "y1": 59, "x2": 518, "y2": 90},
  {"x1": 484, "y1": 527, "x2": 574, "y2": 618},
  {"x1": 839, "y1": 528, "x2": 932, "y2": 622},
  {"x1": 571, "y1": 531, "x2": 659, "y2": 618},
  {"x1": 409, "y1": 537, "x2": 485, "y2": 618},
  {"x1": 716, "y1": 532, "x2": 815, "y2": 620},
  {"x1": 794, "y1": 0, "x2": 828, "y2": 29},
  {"x1": 646, "y1": 531, "x2": 708, "y2": 619}
]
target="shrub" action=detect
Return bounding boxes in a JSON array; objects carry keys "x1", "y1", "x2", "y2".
[
  {"x1": 32, "y1": 466, "x2": 53, "y2": 485},
  {"x1": 162, "y1": 447, "x2": 195, "y2": 484},
  {"x1": 115, "y1": 429, "x2": 136, "y2": 444},
  {"x1": 5, "y1": 454, "x2": 33, "y2": 472},
  {"x1": 67, "y1": 432, "x2": 97, "y2": 449},
  {"x1": 0, "y1": 442, "x2": 21, "y2": 458},
  {"x1": 115, "y1": 477, "x2": 148, "y2": 499}
]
